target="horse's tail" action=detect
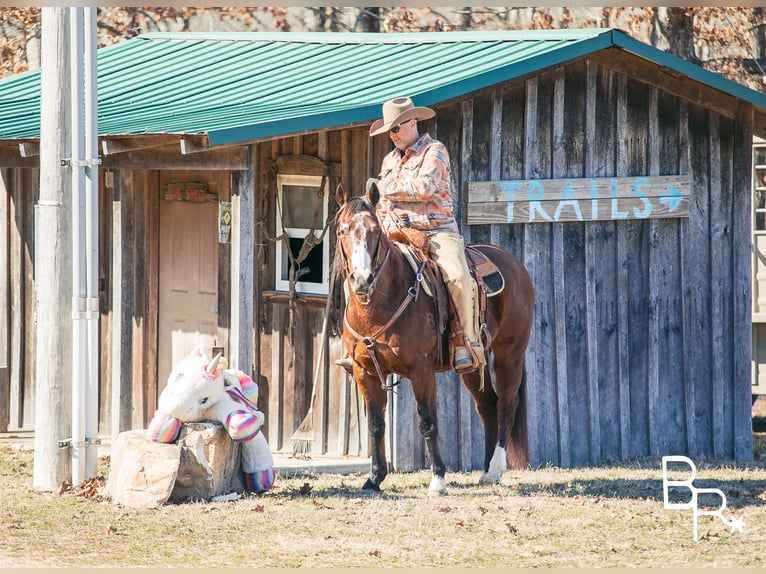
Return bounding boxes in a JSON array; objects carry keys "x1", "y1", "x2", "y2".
[{"x1": 506, "y1": 363, "x2": 529, "y2": 470}]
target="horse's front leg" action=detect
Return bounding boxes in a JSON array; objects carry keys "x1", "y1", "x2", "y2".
[
  {"x1": 353, "y1": 368, "x2": 389, "y2": 491},
  {"x1": 411, "y1": 368, "x2": 447, "y2": 496}
]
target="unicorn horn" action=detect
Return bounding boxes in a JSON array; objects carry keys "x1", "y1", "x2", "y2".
[{"x1": 206, "y1": 352, "x2": 223, "y2": 376}]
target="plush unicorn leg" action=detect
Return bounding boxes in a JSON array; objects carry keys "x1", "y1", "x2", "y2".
[
  {"x1": 240, "y1": 432, "x2": 275, "y2": 494},
  {"x1": 478, "y1": 445, "x2": 507, "y2": 484},
  {"x1": 209, "y1": 390, "x2": 275, "y2": 494}
]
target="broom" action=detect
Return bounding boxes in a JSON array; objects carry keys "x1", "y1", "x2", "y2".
[{"x1": 289, "y1": 276, "x2": 336, "y2": 455}]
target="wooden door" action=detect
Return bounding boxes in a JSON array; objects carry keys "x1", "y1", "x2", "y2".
[{"x1": 158, "y1": 198, "x2": 219, "y2": 391}]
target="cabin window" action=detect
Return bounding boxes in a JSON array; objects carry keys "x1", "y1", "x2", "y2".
[{"x1": 275, "y1": 173, "x2": 330, "y2": 295}]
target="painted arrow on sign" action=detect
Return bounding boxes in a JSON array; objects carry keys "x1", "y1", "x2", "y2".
[{"x1": 660, "y1": 184, "x2": 683, "y2": 213}]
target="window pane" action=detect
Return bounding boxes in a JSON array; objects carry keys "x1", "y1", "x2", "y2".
[
  {"x1": 282, "y1": 185, "x2": 322, "y2": 229},
  {"x1": 283, "y1": 235, "x2": 324, "y2": 284}
]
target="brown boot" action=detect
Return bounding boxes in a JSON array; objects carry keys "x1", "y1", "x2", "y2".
[{"x1": 453, "y1": 346, "x2": 477, "y2": 373}]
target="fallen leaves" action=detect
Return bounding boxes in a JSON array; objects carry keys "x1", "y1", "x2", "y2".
[
  {"x1": 74, "y1": 476, "x2": 109, "y2": 502},
  {"x1": 57, "y1": 476, "x2": 109, "y2": 503}
]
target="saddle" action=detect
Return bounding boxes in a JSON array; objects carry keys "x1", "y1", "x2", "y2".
[
  {"x1": 388, "y1": 227, "x2": 505, "y2": 366},
  {"x1": 389, "y1": 227, "x2": 505, "y2": 297}
]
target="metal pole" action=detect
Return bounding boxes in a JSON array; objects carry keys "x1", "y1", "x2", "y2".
[
  {"x1": 69, "y1": 6, "x2": 87, "y2": 486},
  {"x1": 83, "y1": 6, "x2": 100, "y2": 478}
]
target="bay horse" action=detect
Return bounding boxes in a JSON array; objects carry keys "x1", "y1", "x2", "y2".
[{"x1": 334, "y1": 181, "x2": 534, "y2": 495}]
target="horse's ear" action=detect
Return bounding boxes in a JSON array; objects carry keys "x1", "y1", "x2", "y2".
[
  {"x1": 335, "y1": 182, "x2": 347, "y2": 207},
  {"x1": 365, "y1": 178, "x2": 380, "y2": 208}
]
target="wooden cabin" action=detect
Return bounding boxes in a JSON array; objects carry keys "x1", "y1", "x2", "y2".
[{"x1": 2, "y1": 29, "x2": 766, "y2": 469}]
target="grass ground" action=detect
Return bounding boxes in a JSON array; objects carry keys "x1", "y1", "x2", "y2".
[{"x1": 1, "y1": 400, "x2": 766, "y2": 568}]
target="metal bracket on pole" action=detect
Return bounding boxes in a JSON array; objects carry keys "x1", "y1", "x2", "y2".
[
  {"x1": 72, "y1": 296, "x2": 100, "y2": 320},
  {"x1": 60, "y1": 157, "x2": 99, "y2": 167},
  {"x1": 58, "y1": 437, "x2": 101, "y2": 449}
]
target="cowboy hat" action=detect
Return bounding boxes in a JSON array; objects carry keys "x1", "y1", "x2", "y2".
[{"x1": 369, "y1": 97, "x2": 435, "y2": 137}]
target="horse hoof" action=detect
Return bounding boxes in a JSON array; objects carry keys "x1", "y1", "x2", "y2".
[
  {"x1": 428, "y1": 475, "x2": 448, "y2": 496},
  {"x1": 361, "y1": 478, "x2": 381, "y2": 492},
  {"x1": 478, "y1": 471, "x2": 501, "y2": 485},
  {"x1": 479, "y1": 445, "x2": 507, "y2": 485}
]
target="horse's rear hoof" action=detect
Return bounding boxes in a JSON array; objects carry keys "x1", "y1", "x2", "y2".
[
  {"x1": 478, "y1": 471, "x2": 501, "y2": 485},
  {"x1": 361, "y1": 478, "x2": 381, "y2": 492}
]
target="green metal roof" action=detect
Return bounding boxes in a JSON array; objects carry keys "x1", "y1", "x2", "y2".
[{"x1": 1, "y1": 28, "x2": 766, "y2": 146}]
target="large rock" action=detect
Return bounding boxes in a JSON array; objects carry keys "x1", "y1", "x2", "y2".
[
  {"x1": 105, "y1": 429, "x2": 180, "y2": 508},
  {"x1": 106, "y1": 422, "x2": 245, "y2": 507},
  {"x1": 170, "y1": 422, "x2": 245, "y2": 503}
]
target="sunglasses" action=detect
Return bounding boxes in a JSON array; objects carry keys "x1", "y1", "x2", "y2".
[{"x1": 390, "y1": 121, "x2": 409, "y2": 134}]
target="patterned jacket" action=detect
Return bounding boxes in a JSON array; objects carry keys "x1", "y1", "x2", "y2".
[{"x1": 376, "y1": 133, "x2": 459, "y2": 235}]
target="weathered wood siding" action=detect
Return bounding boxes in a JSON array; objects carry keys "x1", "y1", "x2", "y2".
[
  {"x1": 381, "y1": 58, "x2": 752, "y2": 469},
  {"x1": 0, "y1": 168, "x2": 37, "y2": 432},
  {"x1": 451, "y1": 59, "x2": 750, "y2": 466},
  {"x1": 255, "y1": 131, "x2": 370, "y2": 455}
]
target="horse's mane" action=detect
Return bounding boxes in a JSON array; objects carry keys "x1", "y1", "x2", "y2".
[
  {"x1": 335, "y1": 196, "x2": 375, "y2": 220},
  {"x1": 332, "y1": 196, "x2": 379, "y2": 280}
]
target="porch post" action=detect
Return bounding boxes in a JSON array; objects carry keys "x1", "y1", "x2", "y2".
[
  {"x1": 110, "y1": 169, "x2": 134, "y2": 443},
  {"x1": 229, "y1": 145, "x2": 255, "y2": 374}
]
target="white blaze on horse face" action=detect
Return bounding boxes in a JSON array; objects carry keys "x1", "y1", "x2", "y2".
[{"x1": 349, "y1": 212, "x2": 373, "y2": 285}]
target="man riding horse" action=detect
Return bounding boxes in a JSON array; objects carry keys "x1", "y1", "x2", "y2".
[{"x1": 336, "y1": 96, "x2": 485, "y2": 375}]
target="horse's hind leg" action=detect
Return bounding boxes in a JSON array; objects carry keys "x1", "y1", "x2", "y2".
[
  {"x1": 411, "y1": 369, "x2": 447, "y2": 496},
  {"x1": 459, "y1": 363, "x2": 502, "y2": 484},
  {"x1": 494, "y1": 352, "x2": 528, "y2": 472}
]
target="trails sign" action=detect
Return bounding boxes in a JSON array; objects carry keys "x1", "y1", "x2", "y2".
[{"x1": 467, "y1": 175, "x2": 690, "y2": 225}]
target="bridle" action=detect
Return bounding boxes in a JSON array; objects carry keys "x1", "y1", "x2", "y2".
[{"x1": 336, "y1": 211, "x2": 390, "y2": 305}]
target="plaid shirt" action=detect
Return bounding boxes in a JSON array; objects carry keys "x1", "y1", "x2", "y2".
[{"x1": 376, "y1": 133, "x2": 459, "y2": 235}]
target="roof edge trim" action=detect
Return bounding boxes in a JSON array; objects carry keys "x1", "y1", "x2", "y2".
[{"x1": 139, "y1": 28, "x2": 614, "y2": 45}]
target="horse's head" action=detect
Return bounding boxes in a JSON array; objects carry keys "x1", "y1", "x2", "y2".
[
  {"x1": 157, "y1": 344, "x2": 227, "y2": 422},
  {"x1": 335, "y1": 179, "x2": 388, "y2": 300}
]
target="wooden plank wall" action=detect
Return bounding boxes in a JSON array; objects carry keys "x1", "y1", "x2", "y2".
[
  {"x1": 378, "y1": 59, "x2": 753, "y2": 469},
  {"x1": 450, "y1": 59, "x2": 753, "y2": 466},
  {"x1": 0, "y1": 169, "x2": 8, "y2": 432},
  {"x1": 0, "y1": 168, "x2": 37, "y2": 431},
  {"x1": 110, "y1": 169, "x2": 161, "y2": 437},
  {"x1": 255, "y1": 129, "x2": 369, "y2": 455}
]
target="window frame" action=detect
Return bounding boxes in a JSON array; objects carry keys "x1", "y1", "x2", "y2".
[{"x1": 274, "y1": 173, "x2": 330, "y2": 295}]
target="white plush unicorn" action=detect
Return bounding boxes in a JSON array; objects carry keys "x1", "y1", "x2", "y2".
[{"x1": 147, "y1": 344, "x2": 275, "y2": 494}]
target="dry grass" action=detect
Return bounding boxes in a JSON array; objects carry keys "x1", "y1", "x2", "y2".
[{"x1": 3, "y1": 398, "x2": 766, "y2": 568}]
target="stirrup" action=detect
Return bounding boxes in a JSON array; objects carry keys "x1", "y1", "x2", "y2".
[{"x1": 453, "y1": 346, "x2": 478, "y2": 374}]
